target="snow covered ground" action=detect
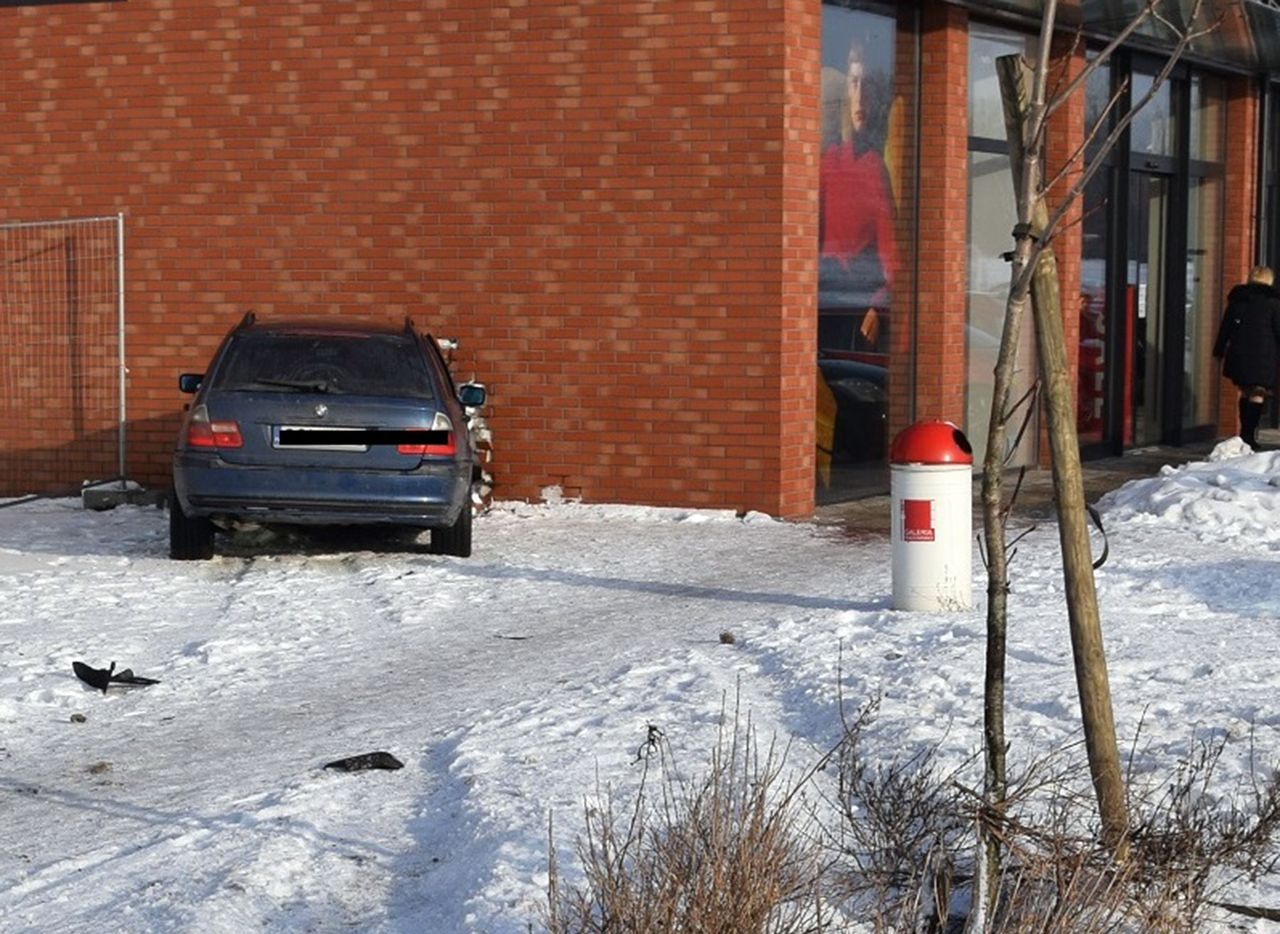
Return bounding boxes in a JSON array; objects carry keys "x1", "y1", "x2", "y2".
[{"x1": 2, "y1": 440, "x2": 1280, "y2": 932}]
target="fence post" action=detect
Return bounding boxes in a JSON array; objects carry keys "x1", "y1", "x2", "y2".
[{"x1": 117, "y1": 212, "x2": 127, "y2": 490}]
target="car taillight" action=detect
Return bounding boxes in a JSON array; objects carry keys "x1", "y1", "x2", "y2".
[
  {"x1": 397, "y1": 412, "x2": 456, "y2": 456},
  {"x1": 186, "y1": 405, "x2": 243, "y2": 449}
]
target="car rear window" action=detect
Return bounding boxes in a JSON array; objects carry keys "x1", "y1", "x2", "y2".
[{"x1": 211, "y1": 332, "x2": 436, "y2": 398}]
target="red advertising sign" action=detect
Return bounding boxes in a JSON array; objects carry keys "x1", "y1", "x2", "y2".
[{"x1": 902, "y1": 499, "x2": 934, "y2": 542}]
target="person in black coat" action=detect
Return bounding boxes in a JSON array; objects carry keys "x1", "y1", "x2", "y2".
[{"x1": 1213, "y1": 265, "x2": 1280, "y2": 449}]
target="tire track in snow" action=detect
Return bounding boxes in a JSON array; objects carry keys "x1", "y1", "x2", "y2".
[
  {"x1": 1, "y1": 771, "x2": 406, "y2": 931},
  {"x1": 399, "y1": 640, "x2": 799, "y2": 932}
]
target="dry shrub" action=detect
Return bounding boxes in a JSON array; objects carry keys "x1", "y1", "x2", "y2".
[
  {"x1": 543, "y1": 708, "x2": 826, "y2": 934},
  {"x1": 543, "y1": 697, "x2": 1280, "y2": 933},
  {"x1": 981, "y1": 730, "x2": 1280, "y2": 932},
  {"x1": 831, "y1": 702, "x2": 1280, "y2": 933},
  {"x1": 827, "y1": 697, "x2": 971, "y2": 932},
  {"x1": 1123, "y1": 729, "x2": 1280, "y2": 929},
  {"x1": 977, "y1": 768, "x2": 1143, "y2": 933}
]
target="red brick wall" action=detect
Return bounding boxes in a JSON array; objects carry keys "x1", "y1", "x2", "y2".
[
  {"x1": 778, "y1": 0, "x2": 820, "y2": 517},
  {"x1": 0, "y1": 0, "x2": 817, "y2": 516},
  {"x1": 1219, "y1": 77, "x2": 1260, "y2": 435},
  {"x1": 914, "y1": 0, "x2": 968, "y2": 424}
]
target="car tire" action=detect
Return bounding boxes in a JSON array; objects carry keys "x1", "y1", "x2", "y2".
[
  {"x1": 431, "y1": 502, "x2": 472, "y2": 558},
  {"x1": 169, "y1": 490, "x2": 215, "y2": 560}
]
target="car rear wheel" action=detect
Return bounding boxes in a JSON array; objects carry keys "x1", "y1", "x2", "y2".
[
  {"x1": 431, "y1": 502, "x2": 472, "y2": 558},
  {"x1": 169, "y1": 490, "x2": 215, "y2": 560}
]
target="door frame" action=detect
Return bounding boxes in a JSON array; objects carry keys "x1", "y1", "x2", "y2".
[
  {"x1": 1126, "y1": 163, "x2": 1187, "y2": 447},
  {"x1": 1088, "y1": 53, "x2": 1197, "y2": 455}
]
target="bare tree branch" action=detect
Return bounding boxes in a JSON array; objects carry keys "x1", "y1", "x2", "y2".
[
  {"x1": 1001, "y1": 466, "x2": 1027, "y2": 529},
  {"x1": 1004, "y1": 380, "x2": 1042, "y2": 465},
  {"x1": 1017, "y1": 0, "x2": 1060, "y2": 205},
  {"x1": 1044, "y1": 22, "x2": 1086, "y2": 108},
  {"x1": 1042, "y1": 76, "x2": 1131, "y2": 195},
  {"x1": 1042, "y1": 0, "x2": 1160, "y2": 123},
  {"x1": 1039, "y1": 0, "x2": 1213, "y2": 252},
  {"x1": 1006, "y1": 523, "x2": 1039, "y2": 553}
]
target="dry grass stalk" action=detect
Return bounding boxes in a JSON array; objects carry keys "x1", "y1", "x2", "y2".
[
  {"x1": 829, "y1": 699, "x2": 970, "y2": 932},
  {"x1": 543, "y1": 706, "x2": 825, "y2": 934}
]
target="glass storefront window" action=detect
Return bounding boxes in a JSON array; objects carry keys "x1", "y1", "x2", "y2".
[
  {"x1": 1130, "y1": 73, "x2": 1178, "y2": 157},
  {"x1": 1189, "y1": 75, "x2": 1225, "y2": 163},
  {"x1": 968, "y1": 25, "x2": 1036, "y2": 139},
  {"x1": 1078, "y1": 170, "x2": 1109, "y2": 445},
  {"x1": 1264, "y1": 87, "x2": 1280, "y2": 270},
  {"x1": 966, "y1": 23, "x2": 1038, "y2": 468},
  {"x1": 1184, "y1": 176, "x2": 1223, "y2": 430},
  {"x1": 1184, "y1": 71, "x2": 1226, "y2": 434},
  {"x1": 1078, "y1": 56, "x2": 1113, "y2": 447},
  {"x1": 966, "y1": 150, "x2": 1038, "y2": 466},
  {"x1": 817, "y1": 4, "x2": 900, "y2": 500},
  {"x1": 1084, "y1": 57, "x2": 1112, "y2": 159}
]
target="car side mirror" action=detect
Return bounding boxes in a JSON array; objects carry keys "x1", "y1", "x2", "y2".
[
  {"x1": 458, "y1": 382, "x2": 486, "y2": 408},
  {"x1": 178, "y1": 373, "x2": 203, "y2": 394}
]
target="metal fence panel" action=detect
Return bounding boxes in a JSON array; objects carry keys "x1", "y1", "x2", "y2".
[{"x1": 0, "y1": 215, "x2": 125, "y2": 497}]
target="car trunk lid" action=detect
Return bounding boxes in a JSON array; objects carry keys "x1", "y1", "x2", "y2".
[{"x1": 202, "y1": 392, "x2": 449, "y2": 470}]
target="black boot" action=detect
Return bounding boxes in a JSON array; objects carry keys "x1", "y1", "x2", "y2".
[{"x1": 1240, "y1": 397, "x2": 1264, "y2": 449}]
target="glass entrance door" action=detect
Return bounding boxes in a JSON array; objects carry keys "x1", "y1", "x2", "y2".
[{"x1": 1126, "y1": 171, "x2": 1170, "y2": 446}]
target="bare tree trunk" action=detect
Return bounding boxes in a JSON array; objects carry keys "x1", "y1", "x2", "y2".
[
  {"x1": 971, "y1": 40, "x2": 1053, "y2": 926},
  {"x1": 974, "y1": 189, "x2": 1032, "y2": 934},
  {"x1": 971, "y1": 56, "x2": 1043, "y2": 928},
  {"x1": 997, "y1": 53, "x2": 1129, "y2": 857}
]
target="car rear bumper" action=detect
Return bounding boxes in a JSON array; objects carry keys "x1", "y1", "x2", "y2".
[{"x1": 174, "y1": 453, "x2": 470, "y2": 527}]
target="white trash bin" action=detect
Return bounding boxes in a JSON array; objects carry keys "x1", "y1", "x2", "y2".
[{"x1": 890, "y1": 420, "x2": 973, "y2": 611}]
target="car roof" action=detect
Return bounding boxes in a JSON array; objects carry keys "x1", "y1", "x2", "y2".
[{"x1": 238, "y1": 316, "x2": 419, "y2": 338}]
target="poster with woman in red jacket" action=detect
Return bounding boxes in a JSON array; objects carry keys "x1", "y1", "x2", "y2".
[
  {"x1": 816, "y1": 8, "x2": 898, "y2": 484},
  {"x1": 818, "y1": 14, "x2": 898, "y2": 364}
]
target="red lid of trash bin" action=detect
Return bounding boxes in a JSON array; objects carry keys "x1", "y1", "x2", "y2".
[{"x1": 890, "y1": 420, "x2": 974, "y2": 465}]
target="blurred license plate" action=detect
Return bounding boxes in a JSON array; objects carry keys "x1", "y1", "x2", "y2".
[{"x1": 274, "y1": 426, "x2": 368, "y2": 452}]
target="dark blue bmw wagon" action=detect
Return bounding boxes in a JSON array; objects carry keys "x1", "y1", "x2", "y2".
[{"x1": 170, "y1": 313, "x2": 485, "y2": 560}]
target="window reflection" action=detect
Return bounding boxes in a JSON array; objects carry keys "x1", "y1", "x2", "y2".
[
  {"x1": 966, "y1": 23, "x2": 1038, "y2": 468},
  {"x1": 1078, "y1": 171, "x2": 1109, "y2": 445},
  {"x1": 1184, "y1": 74, "x2": 1224, "y2": 432},
  {"x1": 968, "y1": 25, "x2": 1036, "y2": 139},
  {"x1": 817, "y1": 5, "x2": 898, "y2": 498},
  {"x1": 1184, "y1": 178, "x2": 1222, "y2": 428},
  {"x1": 1189, "y1": 75, "x2": 1225, "y2": 163},
  {"x1": 1085, "y1": 59, "x2": 1110, "y2": 129},
  {"x1": 1084, "y1": 56, "x2": 1112, "y2": 159},
  {"x1": 1130, "y1": 74, "x2": 1178, "y2": 157}
]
